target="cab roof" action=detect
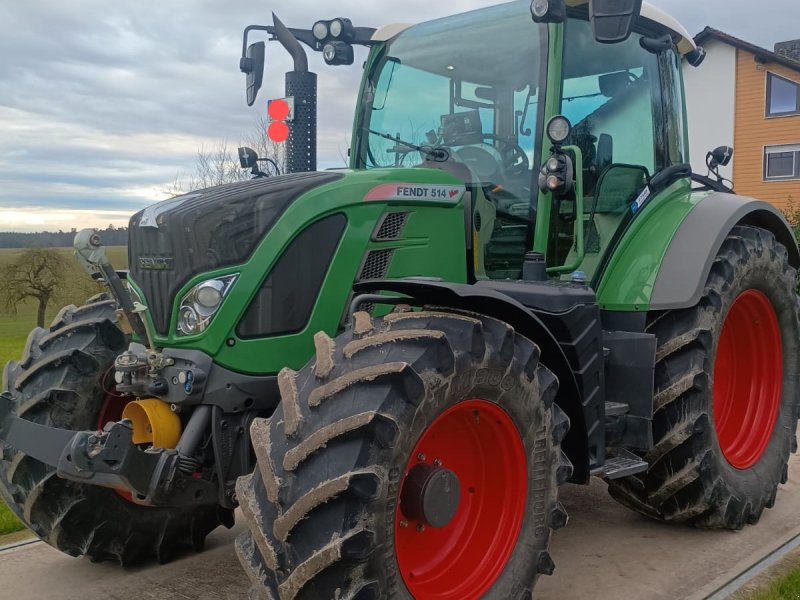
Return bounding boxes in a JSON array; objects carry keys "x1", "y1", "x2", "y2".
[{"x1": 372, "y1": 1, "x2": 697, "y2": 56}]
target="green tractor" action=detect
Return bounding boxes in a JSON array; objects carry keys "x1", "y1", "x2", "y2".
[{"x1": 1, "y1": 0, "x2": 799, "y2": 598}]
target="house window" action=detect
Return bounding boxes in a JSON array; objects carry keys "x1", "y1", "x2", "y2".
[
  {"x1": 764, "y1": 144, "x2": 800, "y2": 180},
  {"x1": 767, "y1": 73, "x2": 800, "y2": 116}
]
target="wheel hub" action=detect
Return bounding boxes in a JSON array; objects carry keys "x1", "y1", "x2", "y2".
[
  {"x1": 400, "y1": 463, "x2": 461, "y2": 529},
  {"x1": 394, "y1": 400, "x2": 528, "y2": 600}
]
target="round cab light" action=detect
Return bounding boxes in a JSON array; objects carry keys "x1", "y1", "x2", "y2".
[
  {"x1": 323, "y1": 43, "x2": 337, "y2": 63},
  {"x1": 329, "y1": 19, "x2": 344, "y2": 38},
  {"x1": 547, "y1": 115, "x2": 572, "y2": 145},
  {"x1": 547, "y1": 157, "x2": 561, "y2": 172},
  {"x1": 531, "y1": 0, "x2": 550, "y2": 18},
  {"x1": 312, "y1": 21, "x2": 329, "y2": 41}
]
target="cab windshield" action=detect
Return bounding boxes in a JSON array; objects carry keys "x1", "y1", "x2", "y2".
[{"x1": 356, "y1": 2, "x2": 548, "y2": 278}]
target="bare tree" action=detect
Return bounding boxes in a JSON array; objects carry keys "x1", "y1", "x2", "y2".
[
  {"x1": 188, "y1": 139, "x2": 250, "y2": 190},
  {"x1": 0, "y1": 248, "x2": 69, "y2": 327},
  {"x1": 167, "y1": 116, "x2": 286, "y2": 196},
  {"x1": 240, "y1": 114, "x2": 286, "y2": 174}
]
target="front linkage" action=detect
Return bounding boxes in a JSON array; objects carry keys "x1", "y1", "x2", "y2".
[
  {"x1": 0, "y1": 391, "x2": 216, "y2": 507},
  {"x1": 0, "y1": 229, "x2": 276, "y2": 512}
]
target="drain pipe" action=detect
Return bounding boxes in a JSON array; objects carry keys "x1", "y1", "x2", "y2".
[{"x1": 272, "y1": 14, "x2": 317, "y2": 173}]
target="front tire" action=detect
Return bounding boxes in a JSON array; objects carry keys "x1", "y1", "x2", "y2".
[
  {"x1": 236, "y1": 309, "x2": 571, "y2": 599},
  {"x1": 608, "y1": 226, "x2": 800, "y2": 528},
  {"x1": 0, "y1": 296, "x2": 231, "y2": 564}
]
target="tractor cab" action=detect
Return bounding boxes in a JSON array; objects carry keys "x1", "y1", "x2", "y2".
[
  {"x1": 242, "y1": 0, "x2": 701, "y2": 286},
  {"x1": 350, "y1": 1, "x2": 695, "y2": 283}
]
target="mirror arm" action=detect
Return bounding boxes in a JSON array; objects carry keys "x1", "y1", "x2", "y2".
[
  {"x1": 286, "y1": 27, "x2": 378, "y2": 51},
  {"x1": 242, "y1": 19, "x2": 377, "y2": 67},
  {"x1": 241, "y1": 24, "x2": 274, "y2": 60},
  {"x1": 639, "y1": 34, "x2": 674, "y2": 55},
  {"x1": 649, "y1": 162, "x2": 692, "y2": 193}
]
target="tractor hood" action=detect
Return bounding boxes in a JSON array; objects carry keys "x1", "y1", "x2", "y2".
[{"x1": 129, "y1": 172, "x2": 344, "y2": 335}]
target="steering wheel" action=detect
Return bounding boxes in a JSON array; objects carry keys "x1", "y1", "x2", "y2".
[{"x1": 483, "y1": 134, "x2": 530, "y2": 176}]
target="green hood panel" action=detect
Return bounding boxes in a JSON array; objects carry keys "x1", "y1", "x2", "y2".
[{"x1": 136, "y1": 168, "x2": 468, "y2": 374}]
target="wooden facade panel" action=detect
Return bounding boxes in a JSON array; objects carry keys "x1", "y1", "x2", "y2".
[{"x1": 733, "y1": 49, "x2": 800, "y2": 211}]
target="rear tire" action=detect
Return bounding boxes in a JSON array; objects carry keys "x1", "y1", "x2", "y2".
[
  {"x1": 236, "y1": 309, "x2": 571, "y2": 599},
  {"x1": 0, "y1": 295, "x2": 232, "y2": 564},
  {"x1": 608, "y1": 226, "x2": 800, "y2": 528}
]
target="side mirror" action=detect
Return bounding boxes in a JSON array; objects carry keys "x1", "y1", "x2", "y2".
[
  {"x1": 240, "y1": 42, "x2": 265, "y2": 107},
  {"x1": 708, "y1": 146, "x2": 733, "y2": 169},
  {"x1": 238, "y1": 147, "x2": 259, "y2": 169},
  {"x1": 589, "y1": 0, "x2": 643, "y2": 44}
]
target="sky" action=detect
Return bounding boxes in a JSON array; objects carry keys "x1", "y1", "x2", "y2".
[{"x1": 0, "y1": 0, "x2": 798, "y2": 232}]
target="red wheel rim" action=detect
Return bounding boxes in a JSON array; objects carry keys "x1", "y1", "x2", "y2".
[
  {"x1": 713, "y1": 290, "x2": 783, "y2": 469},
  {"x1": 394, "y1": 400, "x2": 527, "y2": 599}
]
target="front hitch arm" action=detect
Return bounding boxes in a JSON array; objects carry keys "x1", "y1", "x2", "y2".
[
  {"x1": 73, "y1": 228, "x2": 152, "y2": 345},
  {"x1": 0, "y1": 392, "x2": 216, "y2": 508}
]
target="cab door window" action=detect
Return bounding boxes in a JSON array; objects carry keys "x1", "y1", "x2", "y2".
[{"x1": 555, "y1": 18, "x2": 662, "y2": 278}]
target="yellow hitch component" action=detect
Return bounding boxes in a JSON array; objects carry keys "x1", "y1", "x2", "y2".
[{"x1": 121, "y1": 398, "x2": 181, "y2": 449}]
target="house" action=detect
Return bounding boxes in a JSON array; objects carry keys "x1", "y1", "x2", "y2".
[{"x1": 683, "y1": 28, "x2": 800, "y2": 210}]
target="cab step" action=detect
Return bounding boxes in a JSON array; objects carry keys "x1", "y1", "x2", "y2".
[{"x1": 591, "y1": 449, "x2": 649, "y2": 480}]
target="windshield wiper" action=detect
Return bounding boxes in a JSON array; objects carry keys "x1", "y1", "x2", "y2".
[{"x1": 368, "y1": 129, "x2": 450, "y2": 163}]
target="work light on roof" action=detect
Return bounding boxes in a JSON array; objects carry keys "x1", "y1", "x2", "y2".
[
  {"x1": 312, "y1": 18, "x2": 354, "y2": 43},
  {"x1": 530, "y1": 0, "x2": 566, "y2": 23},
  {"x1": 312, "y1": 21, "x2": 329, "y2": 41},
  {"x1": 531, "y1": 0, "x2": 550, "y2": 18},
  {"x1": 323, "y1": 41, "x2": 355, "y2": 66},
  {"x1": 330, "y1": 19, "x2": 344, "y2": 38}
]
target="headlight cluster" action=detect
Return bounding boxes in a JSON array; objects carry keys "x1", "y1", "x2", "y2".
[
  {"x1": 177, "y1": 275, "x2": 238, "y2": 336},
  {"x1": 311, "y1": 18, "x2": 355, "y2": 66}
]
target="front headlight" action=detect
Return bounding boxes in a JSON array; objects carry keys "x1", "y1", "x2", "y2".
[{"x1": 177, "y1": 275, "x2": 238, "y2": 336}]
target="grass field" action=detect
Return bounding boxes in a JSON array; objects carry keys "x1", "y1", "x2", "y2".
[
  {"x1": 0, "y1": 246, "x2": 127, "y2": 536},
  {"x1": 737, "y1": 563, "x2": 800, "y2": 599}
]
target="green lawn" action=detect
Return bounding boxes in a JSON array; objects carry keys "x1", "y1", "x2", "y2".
[
  {"x1": 0, "y1": 246, "x2": 127, "y2": 538},
  {"x1": 0, "y1": 500, "x2": 22, "y2": 536},
  {"x1": 738, "y1": 563, "x2": 800, "y2": 599}
]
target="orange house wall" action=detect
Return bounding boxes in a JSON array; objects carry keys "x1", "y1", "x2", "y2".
[{"x1": 733, "y1": 48, "x2": 800, "y2": 212}]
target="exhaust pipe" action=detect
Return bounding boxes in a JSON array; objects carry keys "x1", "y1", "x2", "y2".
[{"x1": 273, "y1": 14, "x2": 317, "y2": 173}]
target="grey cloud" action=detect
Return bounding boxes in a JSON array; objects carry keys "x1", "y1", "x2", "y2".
[{"x1": 0, "y1": 0, "x2": 798, "y2": 231}]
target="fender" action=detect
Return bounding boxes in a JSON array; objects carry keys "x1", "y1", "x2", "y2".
[
  {"x1": 597, "y1": 186, "x2": 799, "y2": 312},
  {"x1": 651, "y1": 194, "x2": 799, "y2": 310},
  {"x1": 353, "y1": 279, "x2": 591, "y2": 483}
]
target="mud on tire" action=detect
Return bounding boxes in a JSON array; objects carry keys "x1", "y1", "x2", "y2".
[
  {"x1": 236, "y1": 309, "x2": 572, "y2": 599},
  {"x1": 0, "y1": 295, "x2": 231, "y2": 564},
  {"x1": 608, "y1": 226, "x2": 800, "y2": 528}
]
